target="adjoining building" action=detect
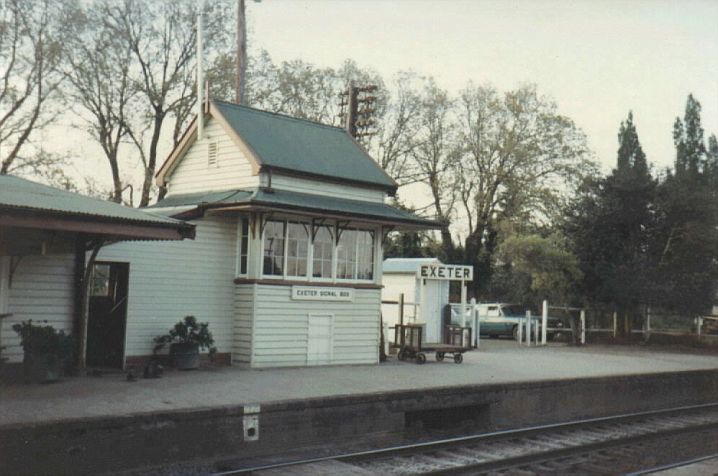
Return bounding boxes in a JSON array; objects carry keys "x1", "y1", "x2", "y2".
[
  {"x1": 0, "y1": 175, "x2": 194, "y2": 368},
  {"x1": 92, "y1": 100, "x2": 439, "y2": 369}
]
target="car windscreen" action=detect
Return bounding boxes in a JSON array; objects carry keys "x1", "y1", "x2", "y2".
[{"x1": 502, "y1": 305, "x2": 527, "y2": 316}]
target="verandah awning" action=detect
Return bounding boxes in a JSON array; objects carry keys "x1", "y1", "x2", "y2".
[{"x1": 149, "y1": 188, "x2": 442, "y2": 230}]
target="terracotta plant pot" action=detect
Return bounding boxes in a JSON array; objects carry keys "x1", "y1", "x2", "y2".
[{"x1": 169, "y1": 343, "x2": 200, "y2": 370}]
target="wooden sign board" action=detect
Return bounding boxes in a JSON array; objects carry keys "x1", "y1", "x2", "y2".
[
  {"x1": 417, "y1": 264, "x2": 473, "y2": 281},
  {"x1": 291, "y1": 286, "x2": 354, "y2": 302}
]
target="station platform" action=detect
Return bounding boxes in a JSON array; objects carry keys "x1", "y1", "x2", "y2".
[
  {"x1": 1, "y1": 340, "x2": 716, "y2": 427},
  {"x1": 1, "y1": 340, "x2": 717, "y2": 474}
]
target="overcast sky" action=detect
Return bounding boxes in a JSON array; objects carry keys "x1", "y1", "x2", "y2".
[{"x1": 247, "y1": 0, "x2": 718, "y2": 172}]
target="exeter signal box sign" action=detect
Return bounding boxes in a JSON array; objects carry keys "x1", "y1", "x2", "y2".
[
  {"x1": 418, "y1": 264, "x2": 473, "y2": 281},
  {"x1": 291, "y1": 286, "x2": 354, "y2": 302}
]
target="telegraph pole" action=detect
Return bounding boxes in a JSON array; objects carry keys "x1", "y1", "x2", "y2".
[
  {"x1": 339, "y1": 84, "x2": 378, "y2": 140},
  {"x1": 236, "y1": 0, "x2": 247, "y2": 104}
]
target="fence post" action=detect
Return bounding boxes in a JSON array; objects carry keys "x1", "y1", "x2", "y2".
[
  {"x1": 517, "y1": 316, "x2": 523, "y2": 344},
  {"x1": 525, "y1": 310, "x2": 532, "y2": 346},
  {"x1": 580, "y1": 309, "x2": 586, "y2": 345},
  {"x1": 534, "y1": 320, "x2": 539, "y2": 345},
  {"x1": 470, "y1": 297, "x2": 478, "y2": 348},
  {"x1": 697, "y1": 316, "x2": 703, "y2": 337},
  {"x1": 541, "y1": 299, "x2": 548, "y2": 345},
  {"x1": 645, "y1": 306, "x2": 652, "y2": 341},
  {"x1": 612, "y1": 311, "x2": 617, "y2": 338},
  {"x1": 398, "y1": 293, "x2": 404, "y2": 327}
]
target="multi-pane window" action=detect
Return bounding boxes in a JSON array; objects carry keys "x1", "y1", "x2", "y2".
[
  {"x1": 263, "y1": 220, "x2": 285, "y2": 276},
  {"x1": 237, "y1": 218, "x2": 249, "y2": 276},
  {"x1": 260, "y1": 221, "x2": 375, "y2": 282},
  {"x1": 312, "y1": 226, "x2": 333, "y2": 279},
  {"x1": 336, "y1": 229, "x2": 357, "y2": 280},
  {"x1": 356, "y1": 231, "x2": 374, "y2": 280},
  {"x1": 286, "y1": 222, "x2": 309, "y2": 277}
]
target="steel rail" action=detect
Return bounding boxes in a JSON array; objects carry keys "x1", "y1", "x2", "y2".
[
  {"x1": 625, "y1": 453, "x2": 718, "y2": 476},
  {"x1": 212, "y1": 401, "x2": 718, "y2": 475}
]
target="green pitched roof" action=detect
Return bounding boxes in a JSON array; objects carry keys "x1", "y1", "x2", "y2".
[
  {"x1": 213, "y1": 100, "x2": 397, "y2": 192},
  {"x1": 0, "y1": 175, "x2": 192, "y2": 230},
  {"x1": 153, "y1": 187, "x2": 440, "y2": 229}
]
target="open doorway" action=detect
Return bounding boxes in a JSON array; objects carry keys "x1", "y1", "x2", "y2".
[{"x1": 87, "y1": 262, "x2": 129, "y2": 369}]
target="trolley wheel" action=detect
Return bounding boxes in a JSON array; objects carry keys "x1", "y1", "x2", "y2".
[
  {"x1": 435, "y1": 352, "x2": 445, "y2": 362},
  {"x1": 416, "y1": 353, "x2": 427, "y2": 364},
  {"x1": 397, "y1": 350, "x2": 407, "y2": 361},
  {"x1": 454, "y1": 353, "x2": 463, "y2": 364}
]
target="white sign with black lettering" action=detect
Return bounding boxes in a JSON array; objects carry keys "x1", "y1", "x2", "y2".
[
  {"x1": 418, "y1": 264, "x2": 473, "y2": 281},
  {"x1": 291, "y1": 286, "x2": 354, "y2": 302}
]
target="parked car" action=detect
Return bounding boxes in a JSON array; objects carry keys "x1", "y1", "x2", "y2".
[{"x1": 451, "y1": 303, "x2": 567, "y2": 340}]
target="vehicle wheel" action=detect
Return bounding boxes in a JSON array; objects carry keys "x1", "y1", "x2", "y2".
[
  {"x1": 435, "y1": 352, "x2": 445, "y2": 361},
  {"x1": 416, "y1": 353, "x2": 426, "y2": 364},
  {"x1": 397, "y1": 350, "x2": 407, "y2": 361},
  {"x1": 512, "y1": 325, "x2": 519, "y2": 341},
  {"x1": 454, "y1": 353, "x2": 463, "y2": 364}
]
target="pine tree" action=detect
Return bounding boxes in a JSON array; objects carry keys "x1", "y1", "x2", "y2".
[
  {"x1": 566, "y1": 112, "x2": 655, "y2": 335},
  {"x1": 654, "y1": 96, "x2": 718, "y2": 315},
  {"x1": 673, "y1": 94, "x2": 706, "y2": 179}
]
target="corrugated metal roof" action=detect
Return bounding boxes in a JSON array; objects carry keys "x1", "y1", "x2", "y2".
[
  {"x1": 383, "y1": 258, "x2": 442, "y2": 274},
  {"x1": 213, "y1": 100, "x2": 397, "y2": 191},
  {"x1": 0, "y1": 175, "x2": 190, "y2": 227},
  {"x1": 153, "y1": 187, "x2": 441, "y2": 228}
]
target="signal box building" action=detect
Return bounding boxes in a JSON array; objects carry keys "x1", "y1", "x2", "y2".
[{"x1": 94, "y1": 101, "x2": 438, "y2": 369}]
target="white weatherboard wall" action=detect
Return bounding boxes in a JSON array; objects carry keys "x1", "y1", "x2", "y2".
[
  {"x1": 97, "y1": 215, "x2": 237, "y2": 359},
  {"x1": 166, "y1": 117, "x2": 259, "y2": 195},
  {"x1": 381, "y1": 271, "x2": 450, "y2": 343},
  {"x1": 2, "y1": 254, "x2": 76, "y2": 363},
  {"x1": 243, "y1": 285, "x2": 381, "y2": 368}
]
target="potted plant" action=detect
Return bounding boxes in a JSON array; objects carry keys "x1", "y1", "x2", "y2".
[
  {"x1": 153, "y1": 316, "x2": 216, "y2": 370},
  {"x1": 12, "y1": 320, "x2": 74, "y2": 383}
]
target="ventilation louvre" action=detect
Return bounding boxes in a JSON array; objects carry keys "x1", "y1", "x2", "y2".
[{"x1": 208, "y1": 141, "x2": 218, "y2": 167}]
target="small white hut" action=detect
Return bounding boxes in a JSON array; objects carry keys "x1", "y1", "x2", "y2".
[{"x1": 381, "y1": 258, "x2": 450, "y2": 343}]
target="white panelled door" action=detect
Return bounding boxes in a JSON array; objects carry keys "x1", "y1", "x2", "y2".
[{"x1": 307, "y1": 313, "x2": 333, "y2": 365}]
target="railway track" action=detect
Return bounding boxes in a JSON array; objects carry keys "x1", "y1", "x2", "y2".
[{"x1": 214, "y1": 402, "x2": 718, "y2": 475}]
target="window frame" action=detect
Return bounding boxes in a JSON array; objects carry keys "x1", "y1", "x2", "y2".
[
  {"x1": 259, "y1": 218, "x2": 377, "y2": 283},
  {"x1": 235, "y1": 216, "x2": 250, "y2": 277}
]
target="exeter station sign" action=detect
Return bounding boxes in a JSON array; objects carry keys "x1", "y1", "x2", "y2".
[
  {"x1": 417, "y1": 264, "x2": 473, "y2": 281},
  {"x1": 291, "y1": 286, "x2": 354, "y2": 302}
]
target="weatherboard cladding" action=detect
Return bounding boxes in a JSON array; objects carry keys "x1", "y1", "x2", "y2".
[
  {"x1": 212, "y1": 100, "x2": 397, "y2": 191},
  {"x1": 0, "y1": 175, "x2": 188, "y2": 227}
]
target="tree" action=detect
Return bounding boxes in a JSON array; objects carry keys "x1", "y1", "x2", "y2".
[
  {"x1": 0, "y1": 0, "x2": 76, "y2": 176},
  {"x1": 565, "y1": 112, "x2": 655, "y2": 334},
  {"x1": 673, "y1": 94, "x2": 705, "y2": 179},
  {"x1": 495, "y1": 233, "x2": 582, "y2": 306},
  {"x1": 653, "y1": 96, "x2": 717, "y2": 315},
  {"x1": 405, "y1": 77, "x2": 459, "y2": 259},
  {"x1": 455, "y1": 84, "x2": 593, "y2": 296},
  {"x1": 65, "y1": 2, "x2": 135, "y2": 203},
  {"x1": 99, "y1": 0, "x2": 231, "y2": 206}
]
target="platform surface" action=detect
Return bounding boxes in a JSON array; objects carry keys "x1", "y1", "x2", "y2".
[{"x1": 1, "y1": 340, "x2": 717, "y2": 427}]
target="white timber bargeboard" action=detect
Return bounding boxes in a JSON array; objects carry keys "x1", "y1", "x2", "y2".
[
  {"x1": 165, "y1": 117, "x2": 259, "y2": 196},
  {"x1": 97, "y1": 215, "x2": 237, "y2": 359},
  {"x1": 2, "y1": 253, "x2": 76, "y2": 363},
  {"x1": 261, "y1": 173, "x2": 386, "y2": 203},
  {"x1": 249, "y1": 284, "x2": 380, "y2": 368}
]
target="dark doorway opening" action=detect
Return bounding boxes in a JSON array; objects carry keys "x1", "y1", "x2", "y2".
[{"x1": 87, "y1": 262, "x2": 129, "y2": 369}]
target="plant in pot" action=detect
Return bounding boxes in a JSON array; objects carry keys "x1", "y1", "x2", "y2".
[
  {"x1": 12, "y1": 320, "x2": 74, "y2": 383},
  {"x1": 153, "y1": 316, "x2": 216, "y2": 370}
]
